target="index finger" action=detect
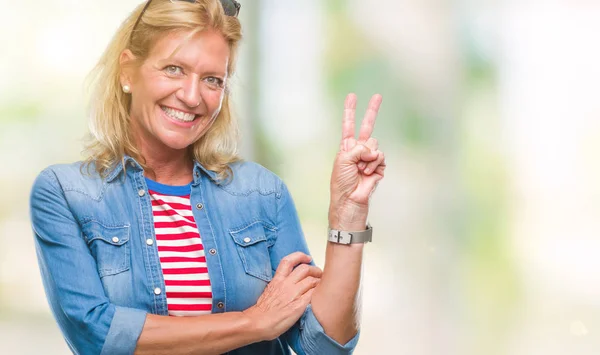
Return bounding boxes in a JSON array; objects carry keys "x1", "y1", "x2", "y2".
[
  {"x1": 342, "y1": 93, "x2": 357, "y2": 140},
  {"x1": 358, "y1": 94, "x2": 382, "y2": 142},
  {"x1": 273, "y1": 252, "x2": 312, "y2": 278}
]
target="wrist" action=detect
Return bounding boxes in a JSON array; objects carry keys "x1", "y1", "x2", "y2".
[
  {"x1": 328, "y1": 201, "x2": 369, "y2": 230},
  {"x1": 241, "y1": 307, "x2": 270, "y2": 342}
]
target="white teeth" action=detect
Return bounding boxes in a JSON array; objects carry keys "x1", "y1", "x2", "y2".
[{"x1": 161, "y1": 106, "x2": 196, "y2": 122}]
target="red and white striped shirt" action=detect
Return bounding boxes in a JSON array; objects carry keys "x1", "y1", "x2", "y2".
[{"x1": 146, "y1": 179, "x2": 213, "y2": 317}]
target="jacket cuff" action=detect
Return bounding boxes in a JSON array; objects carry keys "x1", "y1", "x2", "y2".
[
  {"x1": 299, "y1": 304, "x2": 360, "y2": 355},
  {"x1": 100, "y1": 306, "x2": 147, "y2": 355}
]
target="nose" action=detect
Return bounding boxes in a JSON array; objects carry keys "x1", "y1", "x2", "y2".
[{"x1": 176, "y1": 75, "x2": 202, "y2": 108}]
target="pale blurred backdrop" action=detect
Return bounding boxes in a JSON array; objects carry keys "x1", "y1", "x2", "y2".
[{"x1": 1, "y1": 0, "x2": 600, "y2": 354}]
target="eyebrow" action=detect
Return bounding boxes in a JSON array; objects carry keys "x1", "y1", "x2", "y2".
[
  {"x1": 155, "y1": 58, "x2": 192, "y2": 72},
  {"x1": 155, "y1": 58, "x2": 227, "y2": 77}
]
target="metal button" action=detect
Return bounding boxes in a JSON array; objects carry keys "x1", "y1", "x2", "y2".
[
  {"x1": 217, "y1": 302, "x2": 224, "y2": 309},
  {"x1": 195, "y1": 171, "x2": 200, "y2": 177},
  {"x1": 146, "y1": 239, "x2": 154, "y2": 246},
  {"x1": 112, "y1": 237, "x2": 120, "y2": 243},
  {"x1": 196, "y1": 203, "x2": 204, "y2": 210},
  {"x1": 153, "y1": 287, "x2": 161, "y2": 295},
  {"x1": 209, "y1": 248, "x2": 217, "y2": 255},
  {"x1": 243, "y1": 237, "x2": 251, "y2": 243},
  {"x1": 138, "y1": 189, "x2": 146, "y2": 197}
]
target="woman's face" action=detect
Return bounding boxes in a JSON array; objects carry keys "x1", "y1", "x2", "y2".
[{"x1": 122, "y1": 29, "x2": 230, "y2": 153}]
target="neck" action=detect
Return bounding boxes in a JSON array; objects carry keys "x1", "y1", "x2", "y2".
[
  {"x1": 134, "y1": 136, "x2": 194, "y2": 187},
  {"x1": 143, "y1": 150, "x2": 194, "y2": 186},
  {"x1": 129, "y1": 114, "x2": 196, "y2": 185}
]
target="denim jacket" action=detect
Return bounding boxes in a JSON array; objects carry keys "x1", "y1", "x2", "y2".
[{"x1": 30, "y1": 156, "x2": 359, "y2": 355}]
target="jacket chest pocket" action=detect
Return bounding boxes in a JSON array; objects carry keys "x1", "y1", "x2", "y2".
[
  {"x1": 230, "y1": 222, "x2": 274, "y2": 282},
  {"x1": 82, "y1": 221, "x2": 131, "y2": 278}
]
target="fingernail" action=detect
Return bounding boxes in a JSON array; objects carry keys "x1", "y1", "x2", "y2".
[
  {"x1": 358, "y1": 162, "x2": 366, "y2": 169},
  {"x1": 365, "y1": 167, "x2": 371, "y2": 174}
]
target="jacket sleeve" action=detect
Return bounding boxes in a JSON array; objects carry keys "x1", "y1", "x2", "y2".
[
  {"x1": 30, "y1": 169, "x2": 147, "y2": 355},
  {"x1": 271, "y1": 180, "x2": 360, "y2": 355}
]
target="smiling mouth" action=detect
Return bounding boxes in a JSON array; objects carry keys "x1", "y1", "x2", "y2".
[{"x1": 161, "y1": 106, "x2": 198, "y2": 122}]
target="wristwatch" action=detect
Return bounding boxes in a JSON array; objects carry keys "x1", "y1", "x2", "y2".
[{"x1": 327, "y1": 224, "x2": 372, "y2": 244}]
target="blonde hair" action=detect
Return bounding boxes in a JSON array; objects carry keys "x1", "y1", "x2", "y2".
[{"x1": 84, "y1": 0, "x2": 242, "y2": 181}]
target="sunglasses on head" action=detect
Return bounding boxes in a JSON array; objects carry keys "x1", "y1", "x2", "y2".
[{"x1": 131, "y1": 0, "x2": 241, "y2": 38}]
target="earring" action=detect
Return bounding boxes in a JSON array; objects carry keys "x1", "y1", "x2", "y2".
[{"x1": 122, "y1": 85, "x2": 131, "y2": 93}]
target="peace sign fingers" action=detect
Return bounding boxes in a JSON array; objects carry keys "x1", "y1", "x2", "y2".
[{"x1": 358, "y1": 94, "x2": 382, "y2": 142}]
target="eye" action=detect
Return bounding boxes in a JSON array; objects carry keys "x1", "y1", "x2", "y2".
[
  {"x1": 204, "y1": 76, "x2": 225, "y2": 88},
  {"x1": 164, "y1": 65, "x2": 183, "y2": 76}
]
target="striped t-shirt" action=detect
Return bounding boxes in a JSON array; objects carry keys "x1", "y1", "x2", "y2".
[{"x1": 146, "y1": 178, "x2": 213, "y2": 317}]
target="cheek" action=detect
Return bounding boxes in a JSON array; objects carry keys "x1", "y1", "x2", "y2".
[
  {"x1": 205, "y1": 89, "x2": 225, "y2": 108},
  {"x1": 148, "y1": 81, "x2": 175, "y2": 102},
  {"x1": 139, "y1": 76, "x2": 173, "y2": 98},
  {"x1": 133, "y1": 80, "x2": 169, "y2": 111}
]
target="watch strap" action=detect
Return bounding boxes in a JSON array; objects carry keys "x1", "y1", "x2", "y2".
[{"x1": 327, "y1": 224, "x2": 372, "y2": 244}]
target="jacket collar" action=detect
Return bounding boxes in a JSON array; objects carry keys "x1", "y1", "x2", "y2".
[
  {"x1": 105, "y1": 155, "x2": 219, "y2": 184},
  {"x1": 192, "y1": 160, "x2": 219, "y2": 184}
]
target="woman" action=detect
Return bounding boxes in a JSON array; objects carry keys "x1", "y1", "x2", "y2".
[{"x1": 30, "y1": 0, "x2": 386, "y2": 354}]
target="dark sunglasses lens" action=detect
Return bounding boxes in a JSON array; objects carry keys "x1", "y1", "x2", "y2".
[{"x1": 220, "y1": 0, "x2": 240, "y2": 17}]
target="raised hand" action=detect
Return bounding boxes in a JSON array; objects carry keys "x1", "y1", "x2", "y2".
[{"x1": 329, "y1": 93, "x2": 386, "y2": 228}]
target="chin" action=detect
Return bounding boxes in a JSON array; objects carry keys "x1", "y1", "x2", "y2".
[
  {"x1": 159, "y1": 135, "x2": 197, "y2": 151},
  {"x1": 170, "y1": 141, "x2": 196, "y2": 151},
  {"x1": 155, "y1": 122, "x2": 211, "y2": 151}
]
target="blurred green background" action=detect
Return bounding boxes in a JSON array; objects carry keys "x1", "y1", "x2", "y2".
[{"x1": 2, "y1": 0, "x2": 600, "y2": 354}]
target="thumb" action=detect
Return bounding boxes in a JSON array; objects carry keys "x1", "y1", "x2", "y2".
[{"x1": 344, "y1": 143, "x2": 377, "y2": 163}]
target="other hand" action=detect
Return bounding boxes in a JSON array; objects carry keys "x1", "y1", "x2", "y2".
[{"x1": 243, "y1": 252, "x2": 322, "y2": 341}]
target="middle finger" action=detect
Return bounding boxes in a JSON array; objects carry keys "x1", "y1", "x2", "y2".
[
  {"x1": 288, "y1": 264, "x2": 323, "y2": 284},
  {"x1": 342, "y1": 93, "x2": 357, "y2": 142},
  {"x1": 358, "y1": 94, "x2": 382, "y2": 142}
]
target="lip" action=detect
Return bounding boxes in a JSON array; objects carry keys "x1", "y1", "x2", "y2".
[{"x1": 160, "y1": 106, "x2": 198, "y2": 128}]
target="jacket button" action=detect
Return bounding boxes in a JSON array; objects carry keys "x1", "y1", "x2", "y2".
[
  {"x1": 217, "y1": 302, "x2": 224, "y2": 309},
  {"x1": 243, "y1": 237, "x2": 251, "y2": 243},
  {"x1": 138, "y1": 189, "x2": 146, "y2": 197},
  {"x1": 153, "y1": 287, "x2": 161, "y2": 295},
  {"x1": 146, "y1": 239, "x2": 154, "y2": 246},
  {"x1": 112, "y1": 237, "x2": 120, "y2": 243},
  {"x1": 196, "y1": 203, "x2": 204, "y2": 210},
  {"x1": 209, "y1": 248, "x2": 217, "y2": 255}
]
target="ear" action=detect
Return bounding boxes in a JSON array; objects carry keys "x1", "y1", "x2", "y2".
[{"x1": 119, "y1": 49, "x2": 136, "y2": 87}]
